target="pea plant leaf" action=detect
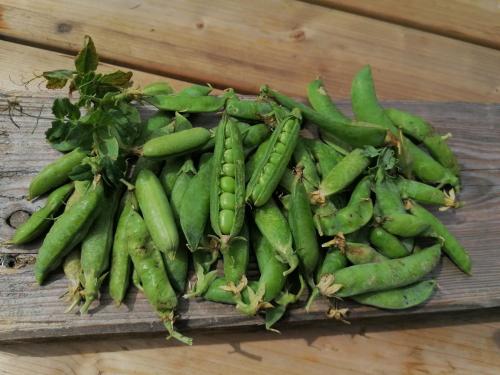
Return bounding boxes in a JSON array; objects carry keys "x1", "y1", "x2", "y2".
[
  {"x1": 75, "y1": 35, "x2": 99, "y2": 74},
  {"x1": 42, "y1": 70, "x2": 75, "y2": 89},
  {"x1": 99, "y1": 70, "x2": 133, "y2": 88}
]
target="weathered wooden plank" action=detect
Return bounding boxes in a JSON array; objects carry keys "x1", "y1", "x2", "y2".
[
  {"x1": 308, "y1": 0, "x2": 500, "y2": 50},
  {"x1": 0, "y1": 92, "x2": 499, "y2": 341},
  {"x1": 0, "y1": 0, "x2": 499, "y2": 101}
]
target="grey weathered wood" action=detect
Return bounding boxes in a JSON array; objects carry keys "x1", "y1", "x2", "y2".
[{"x1": 1, "y1": 92, "x2": 499, "y2": 342}]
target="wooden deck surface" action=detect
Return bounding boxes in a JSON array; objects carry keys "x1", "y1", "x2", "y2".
[{"x1": 0, "y1": 0, "x2": 499, "y2": 373}]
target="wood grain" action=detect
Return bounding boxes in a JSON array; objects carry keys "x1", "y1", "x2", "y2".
[
  {"x1": 0, "y1": 0, "x2": 500, "y2": 101},
  {"x1": 308, "y1": 0, "x2": 500, "y2": 49},
  {"x1": 1, "y1": 92, "x2": 499, "y2": 342}
]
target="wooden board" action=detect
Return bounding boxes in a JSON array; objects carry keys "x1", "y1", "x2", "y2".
[
  {"x1": 1, "y1": 0, "x2": 500, "y2": 101},
  {"x1": 1, "y1": 92, "x2": 499, "y2": 342},
  {"x1": 309, "y1": 0, "x2": 500, "y2": 49}
]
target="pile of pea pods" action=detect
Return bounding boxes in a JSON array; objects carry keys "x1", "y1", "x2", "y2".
[{"x1": 10, "y1": 66, "x2": 471, "y2": 345}]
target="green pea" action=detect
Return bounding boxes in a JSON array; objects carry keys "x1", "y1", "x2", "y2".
[
  {"x1": 222, "y1": 163, "x2": 235, "y2": 176},
  {"x1": 29, "y1": 148, "x2": 87, "y2": 199},
  {"x1": 224, "y1": 137, "x2": 233, "y2": 149},
  {"x1": 408, "y1": 201, "x2": 471, "y2": 274},
  {"x1": 220, "y1": 176, "x2": 235, "y2": 192},
  {"x1": 219, "y1": 209, "x2": 235, "y2": 234},
  {"x1": 220, "y1": 192, "x2": 236, "y2": 210},
  {"x1": 223, "y1": 149, "x2": 234, "y2": 163},
  {"x1": 334, "y1": 244, "x2": 441, "y2": 297},
  {"x1": 274, "y1": 142, "x2": 286, "y2": 154},
  {"x1": 352, "y1": 280, "x2": 437, "y2": 310},
  {"x1": 10, "y1": 182, "x2": 74, "y2": 245}
]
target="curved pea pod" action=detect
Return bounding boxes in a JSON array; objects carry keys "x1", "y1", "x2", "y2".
[
  {"x1": 386, "y1": 108, "x2": 459, "y2": 175},
  {"x1": 64, "y1": 180, "x2": 91, "y2": 211},
  {"x1": 225, "y1": 97, "x2": 274, "y2": 121},
  {"x1": 246, "y1": 109, "x2": 301, "y2": 207},
  {"x1": 408, "y1": 201, "x2": 471, "y2": 274},
  {"x1": 203, "y1": 277, "x2": 252, "y2": 305},
  {"x1": 34, "y1": 180, "x2": 104, "y2": 285},
  {"x1": 170, "y1": 158, "x2": 196, "y2": 221},
  {"x1": 80, "y1": 190, "x2": 122, "y2": 313},
  {"x1": 253, "y1": 198, "x2": 299, "y2": 276},
  {"x1": 180, "y1": 156, "x2": 212, "y2": 251},
  {"x1": 314, "y1": 176, "x2": 373, "y2": 236},
  {"x1": 161, "y1": 242, "x2": 189, "y2": 294},
  {"x1": 345, "y1": 242, "x2": 388, "y2": 265},
  {"x1": 245, "y1": 138, "x2": 271, "y2": 181},
  {"x1": 405, "y1": 140, "x2": 459, "y2": 188},
  {"x1": 222, "y1": 225, "x2": 250, "y2": 286},
  {"x1": 311, "y1": 148, "x2": 370, "y2": 205},
  {"x1": 261, "y1": 85, "x2": 389, "y2": 148},
  {"x1": 382, "y1": 213, "x2": 429, "y2": 238},
  {"x1": 303, "y1": 138, "x2": 344, "y2": 178},
  {"x1": 147, "y1": 93, "x2": 226, "y2": 113},
  {"x1": 352, "y1": 279, "x2": 437, "y2": 310},
  {"x1": 126, "y1": 211, "x2": 191, "y2": 345},
  {"x1": 374, "y1": 174, "x2": 406, "y2": 215},
  {"x1": 369, "y1": 227, "x2": 410, "y2": 259},
  {"x1": 236, "y1": 226, "x2": 288, "y2": 316},
  {"x1": 142, "y1": 127, "x2": 212, "y2": 159},
  {"x1": 293, "y1": 140, "x2": 320, "y2": 193},
  {"x1": 307, "y1": 78, "x2": 349, "y2": 123},
  {"x1": 137, "y1": 112, "x2": 173, "y2": 144},
  {"x1": 306, "y1": 248, "x2": 347, "y2": 311},
  {"x1": 333, "y1": 244, "x2": 441, "y2": 297},
  {"x1": 396, "y1": 178, "x2": 458, "y2": 208},
  {"x1": 288, "y1": 179, "x2": 320, "y2": 287},
  {"x1": 178, "y1": 84, "x2": 213, "y2": 97},
  {"x1": 210, "y1": 116, "x2": 246, "y2": 246},
  {"x1": 62, "y1": 249, "x2": 83, "y2": 313},
  {"x1": 10, "y1": 182, "x2": 74, "y2": 245},
  {"x1": 142, "y1": 82, "x2": 174, "y2": 96},
  {"x1": 241, "y1": 123, "x2": 271, "y2": 152},
  {"x1": 109, "y1": 191, "x2": 137, "y2": 305},
  {"x1": 135, "y1": 169, "x2": 179, "y2": 255},
  {"x1": 29, "y1": 148, "x2": 87, "y2": 199},
  {"x1": 160, "y1": 157, "x2": 190, "y2": 197}
]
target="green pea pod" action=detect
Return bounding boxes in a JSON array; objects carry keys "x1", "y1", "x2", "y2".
[
  {"x1": 345, "y1": 242, "x2": 388, "y2": 265},
  {"x1": 62, "y1": 249, "x2": 83, "y2": 313},
  {"x1": 334, "y1": 244, "x2": 441, "y2": 297},
  {"x1": 178, "y1": 84, "x2": 213, "y2": 97},
  {"x1": 369, "y1": 227, "x2": 410, "y2": 259},
  {"x1": 245, "y1": 138, "x2": 271, "y2": 181},
  {"x1": 253, "y1": 198, "x2": 299, "y2": 276},
  {"x1": 222, "y1": 224, "x2": 249, "y2": 285},
  {"x1": 64, "y1": 180, "x2": 91, "y2": 211},
  {"x1": 352, "y1": 279, "x2": 437, "y2": 310},
  {"x1": 160, "y1": 157, "x2": 189, "y2": 197},
  {"x1": 137, "y1": 112, "x2": 173, "y2": 145},
  {"x1": 80, "y1": 190, "x2": 122, "y2": 313},
  {"x1": 225, "y1": 97, "x2": 274, "y2": 121},
  {"x1": 10, "y1": 182, "x2": 74, "y2": 245},
  {"x1": 382, "y1": 213, "x2": 429, "y2": 238},
  {"x1": 288, "y1": 178, "x2": 320, "y2": 288},
  {"x1": 293, "y1": 140, "x2": 320, "y2": 193},
  {"x1": 161, "y1": 242, "x2": 189, "y2": 294},
  {"x1": 305, "y1": 247, "x2": 347, "y2": 311},
  {"x1": 126, "y1": 211, "x2": 191, "y2": 345},
  {"x1": 307, "y1": 78, "x2": 349, "y2": 123},
  {"x1": 148, "y1": 94, "x2": 226, "y2": 113},
  {"x1": 180, "y1": 155, "x2": 212, "y2": 251},
  {"x1": 132, "y1": 268, "x2": 143, "y2": 292},
  {"x1": 408, "y1": 201, "x2": 471, "y2": 274},
  {"x1": 34, "y1": 180, "x2": 104, "y2": 284},
  {"x1": 241, "y1": 123, "x2": 271, "y2": 152},
  {"x1": 396, "y1": 178, "x2": 458, "y2": 208},
  {"x1": 142, "y1": 127, "x2": 212, "y2": 158},
  {"x1": 203, "y1": 277, "x2": 252, "y2": 305},
  {"x1": 29, "y1": 148, "x2": 87, "y2": 199},
  {"x1": 184, "y1": 245, "x2": 219, "y2": 298},
  {"x1": 314, "y1": 176, "x2": 373, "y2": 236},
  {"x1": 135, "y1": 169, "x2": 178, "y2": 255},
  {"x1": 312, "y1": 148, "x2": 370, "y2": 204},
  {"x1": 246, "y1": 109, "x2": 301, "y2": 207},
  {"x1": 210, "y1": 116, "x2": 246, "y2": 246},
  {"x1": 142, "y1": 82, "x2": 174, "y2": 96},
  {"x1": 261, "y1": 85, "x2": 388, "y2": 148},
  {"x1": 303, "y1": 138, "x2": 344, "y2": 178},
  {"x1": 109, "y1": 191, "x2": 138, "y2": 306},
  {"x1": 386, "y1": 108, "x2": 459, "y2": 175},
  {"x1": 130, "y1": 157, "x2": 163, "y2": 182},
  {"x1": 170, "y1": 158, "x2": 196, "y2": 221}
]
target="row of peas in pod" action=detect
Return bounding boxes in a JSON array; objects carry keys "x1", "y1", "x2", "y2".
[{"x1": 9, "y1": 38, "x2": 470, "y2": 345}]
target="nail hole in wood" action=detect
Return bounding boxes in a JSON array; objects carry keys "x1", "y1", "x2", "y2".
[
  {"x1": 0, "y1": 255, "x2": 16, "y2": 268},
  {"x1": 7, "y1": 210, "x2": 31, "y2": 229}
]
